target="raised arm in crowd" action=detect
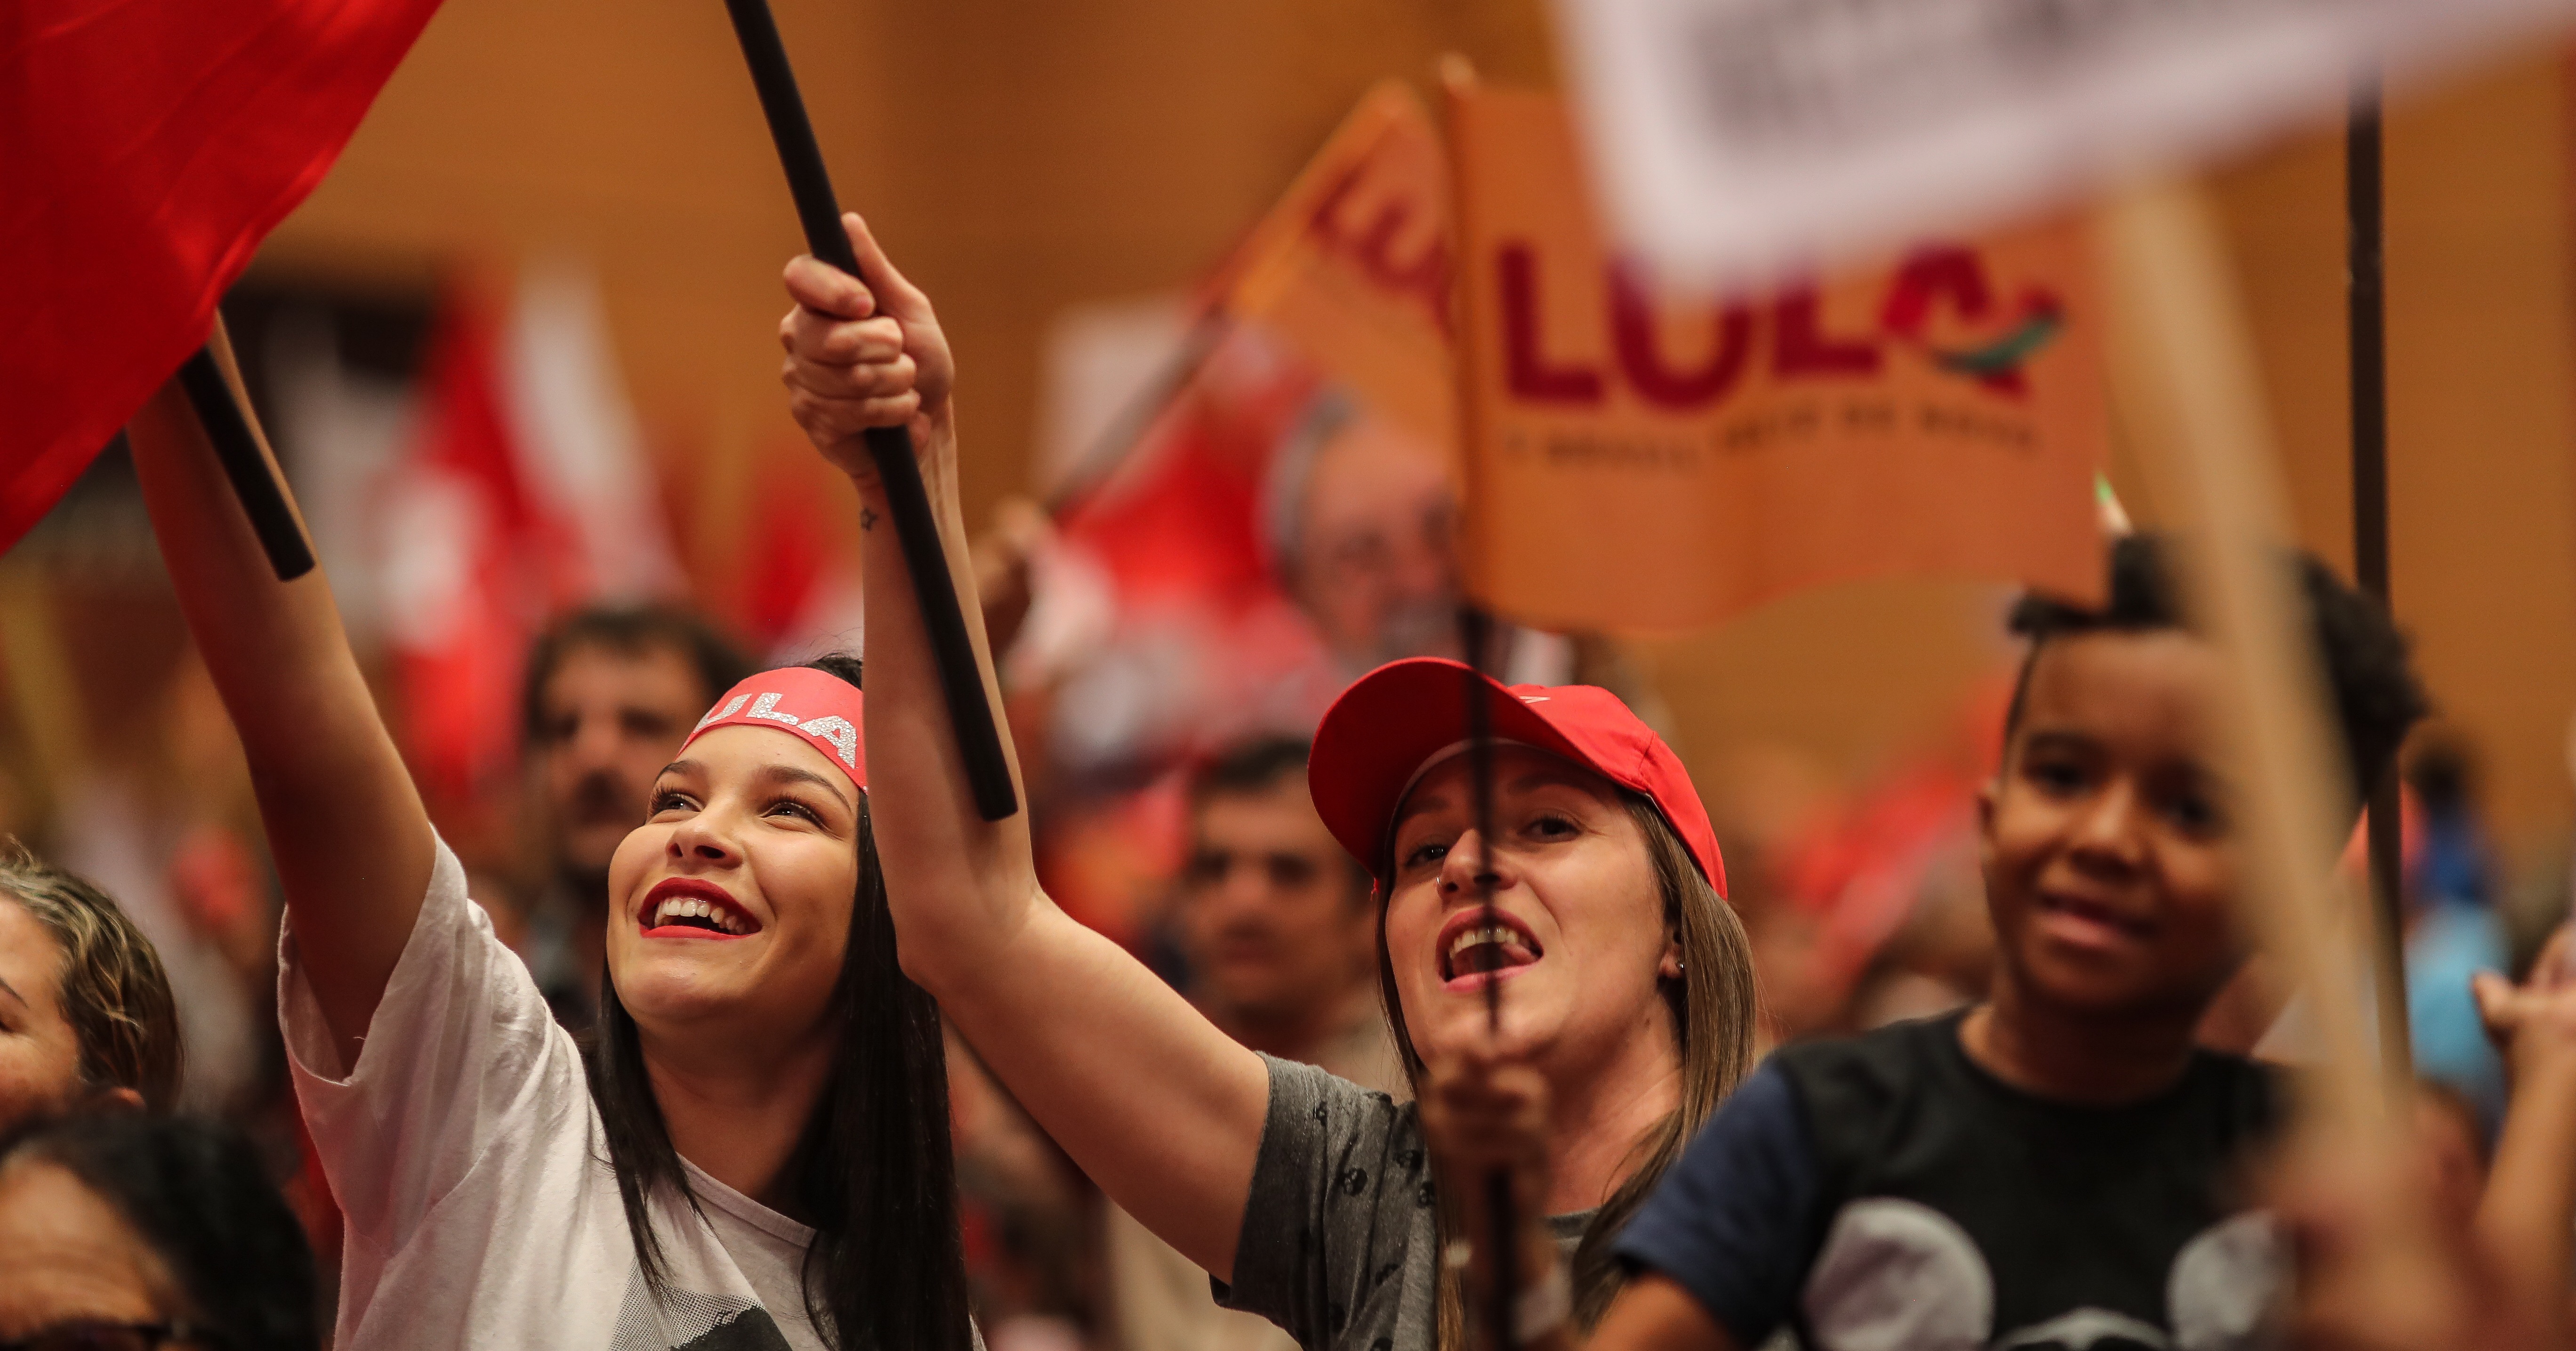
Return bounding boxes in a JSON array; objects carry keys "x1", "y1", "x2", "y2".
[
  {"x1": 782, "y1": 215, "x2": 1759, "y2": 1351},
  {"x1": 126, "y1": 325, "x2": 971, "y2": 1351}
]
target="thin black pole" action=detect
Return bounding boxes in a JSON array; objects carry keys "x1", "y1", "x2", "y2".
[
  {"x1": 1457, "y1": 605, "x2": 1519, "y2": 1351},
  {"x1": 720, "y1": 0, "x2": 1017, "y2": 822},
  {"x1": 2348, "y1": 74, "x2": 2411, "y2": 1081},
  {"x1": 175, "y1": 346, "x2": 317, "y2": 581}
]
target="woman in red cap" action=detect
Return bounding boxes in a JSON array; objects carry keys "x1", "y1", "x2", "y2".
[
  {"x1": 780, "y1": 218, "x2": 1758, "y2": 1351},
  {"x1": 122, "y1": 343, "x2": 973, "y2": 1351}
]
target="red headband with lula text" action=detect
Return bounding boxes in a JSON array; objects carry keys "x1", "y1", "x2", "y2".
[{"x1": 681, "y1": 668, "x2": 867, "y2": 791}]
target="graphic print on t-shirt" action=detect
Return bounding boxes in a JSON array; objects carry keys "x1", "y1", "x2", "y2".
[
  {"x1": 610, "y1": 1280, "x2": 794, "y2": 1351},
  {"x1": 1802, "y1": 1198, "x2": 2280, "y2": 1351},
  {"x1": 1613, "y1": 1014, "x2": 2286, "y2": 1351}
]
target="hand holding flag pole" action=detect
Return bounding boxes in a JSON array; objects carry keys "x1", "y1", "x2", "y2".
[
  {"x1": 719, "y1": 0, "x2": 1018, "y2": 822},
  {"x1": 175, "y1": 338, "x2": 316, "y2": 582}
]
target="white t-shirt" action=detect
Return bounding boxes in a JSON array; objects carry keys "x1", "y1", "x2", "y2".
[{"x1": 283, "y1": 838, "x2": 830, "y2": 1350}]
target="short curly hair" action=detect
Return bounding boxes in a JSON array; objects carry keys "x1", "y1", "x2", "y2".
[
  {"x1": 2004, "y1": 532, "x2": 2430, "y2": 803},
  {"x1": 1, "y1": 842, "x2": 182, "y2": 1109}
]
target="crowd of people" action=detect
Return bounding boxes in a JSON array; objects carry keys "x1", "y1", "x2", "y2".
[{"x1": 4, "y1": 214, "x2": 2576, "y2": 1351}]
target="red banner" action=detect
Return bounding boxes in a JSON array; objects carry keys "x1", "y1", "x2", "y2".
[{"x1": 0, "y1": 0, "x2": 445, "y2": 545}]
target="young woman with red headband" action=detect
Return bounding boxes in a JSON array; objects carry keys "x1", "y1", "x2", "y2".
[
  {"x1": 123, "y1": 353, "x2": 971, "y2": 1351},
  {"x1": 779, "y1": 216, "x2": 1760, "y2": 1351}
]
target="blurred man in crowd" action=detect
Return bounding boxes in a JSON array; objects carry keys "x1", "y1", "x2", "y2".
[
  {"x1": 516, "y1": 606, "x2": 750, "y2": 1030},
  {"x1": 1166, "y1": 735, "x2": 1397, "y2": 1075},
  {"x1": 1106, "y1": 735, "x2": 1402, "y2": 1351}
]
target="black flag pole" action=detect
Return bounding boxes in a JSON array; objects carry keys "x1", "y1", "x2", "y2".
[
  {"x1": 1460, "y1": 611, "x2": 1504, "y2": 1038},
  {"x1": 1444, "y1": 52, "x2": 1519, "y2": 1346},
  {"x1": 175, "y1": 343, "x2": 317, "y2": 582},
  {"x1": 1458, "y1": 605, "x2": 1521, "y2": 1351},
  {"x1": 720, "y1": 0, "x2": 1017, "y2": 822},
  {"x1": 2348, "y1": 72, "x2": 2410, "y2": 1079}
]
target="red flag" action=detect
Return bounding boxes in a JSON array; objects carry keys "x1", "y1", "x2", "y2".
[
  {"x1": 378, "y1": 291, "x2": 567, "y2": 803},
  {"x1": 0, "y1": 0, "x2": 444, "y2": 545},
  {"x1": 729, "y1": 452, "x2": 849, "y2": 657},
  {"x1": 378, "y1": 274, "x2": 682, "y2": 801}
]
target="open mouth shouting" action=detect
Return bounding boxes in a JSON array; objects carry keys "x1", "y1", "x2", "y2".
[
  {"x1": 640, "y1": 878, "x2": 761, "y2": 939},
  {"x1": 1437, "y1": 907, "x2": 1542, "y2": 991}
]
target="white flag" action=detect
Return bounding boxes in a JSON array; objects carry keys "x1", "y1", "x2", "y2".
[
  {"x1": 503, "y1": 257, "x2": 684, "y2": 601},
  {"x1": 1555, "y1": 0, "x2": 2576, "y2": 289}
]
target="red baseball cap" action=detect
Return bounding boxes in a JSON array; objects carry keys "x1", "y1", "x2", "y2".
[{"x1": 1307, "y1": 657, "x2": 1726, "y2": 896}]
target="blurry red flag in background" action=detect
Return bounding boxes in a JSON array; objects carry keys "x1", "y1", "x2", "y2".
[
  {"x1": 726, "y1": 450, "x2": 868, "y2": 662},
  {"x1": 379, "y1": 270, "x2": 680, "y2": 805},
  {"x1": 0, "y1": 0, "x2": 444, "y2": 546},
  {"x1": 380, "y1": 295, "x2": 552, "y2": 804},
  {"x1": 1038, "y1": 326, "x2": 1350, "y2": 768},
  {"x1": 1023, "y1": 81, "x2": 1472, "y2": 782},
  {"x1": 732, "y1": 459, "x2": 839, "y2": 655}
]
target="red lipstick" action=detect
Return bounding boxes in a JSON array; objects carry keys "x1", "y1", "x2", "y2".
[{"x1": 639, "y1": 877, "x2": 760, "y2": 939}]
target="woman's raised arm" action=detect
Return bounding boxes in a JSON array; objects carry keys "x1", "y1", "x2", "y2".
[
  {"x1": 125, "y1": 337, "x2": 435, "y2": 1068},
  {"x1": 781, "y1": 214, "x2": 1272, "y2": 1279}
]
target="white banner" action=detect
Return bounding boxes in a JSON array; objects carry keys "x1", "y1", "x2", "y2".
[{"x1": 1555, "y1": 0, "x2": 2576, "y2": 289}]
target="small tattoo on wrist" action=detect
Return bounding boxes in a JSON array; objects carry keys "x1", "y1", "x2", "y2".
[{"x1": 860, "y1": 506, "x2": 879, "y2": 532}]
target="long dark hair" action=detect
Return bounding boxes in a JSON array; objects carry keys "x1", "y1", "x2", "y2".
[{"x1": 584, "y1": 655, "x2": 973, "y2": 1351}]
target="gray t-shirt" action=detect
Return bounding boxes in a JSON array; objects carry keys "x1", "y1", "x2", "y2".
[{"x1": 1217, "y1": 1055, "x2": 1591, "y2": 1351}]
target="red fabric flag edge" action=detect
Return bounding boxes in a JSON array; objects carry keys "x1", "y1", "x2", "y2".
[{"x1": 0, "y1": 0, "x2": 446, "y2": 550}]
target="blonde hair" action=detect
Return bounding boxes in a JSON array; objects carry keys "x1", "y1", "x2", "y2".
[
  {"x1": 1, "y1": 841, "x2": 182, "y2": 1109},
  {"x1": 1375, "y1": 794, "x2": 1758, "y2": 1344}
]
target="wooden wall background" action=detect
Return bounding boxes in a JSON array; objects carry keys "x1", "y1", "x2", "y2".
[{"x1": 255, "y1": 0, "x2": 2576, "y2": 860}]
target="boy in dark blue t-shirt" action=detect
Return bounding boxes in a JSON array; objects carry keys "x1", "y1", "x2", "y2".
[{"x1": 1604, "y1": 534, "x2": 2426, "y2": 1351}]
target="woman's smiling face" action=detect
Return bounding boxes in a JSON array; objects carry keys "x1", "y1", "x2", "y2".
[
  {"x1": 605, "y1": 724, "x2": 860, "y2": 1047},
  {"x1": 1382, "y1": 747, "x2": 1678, "y2": 1068}
]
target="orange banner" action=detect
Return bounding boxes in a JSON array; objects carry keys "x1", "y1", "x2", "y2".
[
  {"x1": 1449, "y1": 86, "x2": 2107, "y2": 632},
  {"x1": 1222, "y1": 81, "x2": 1452, "y2": 446}
]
